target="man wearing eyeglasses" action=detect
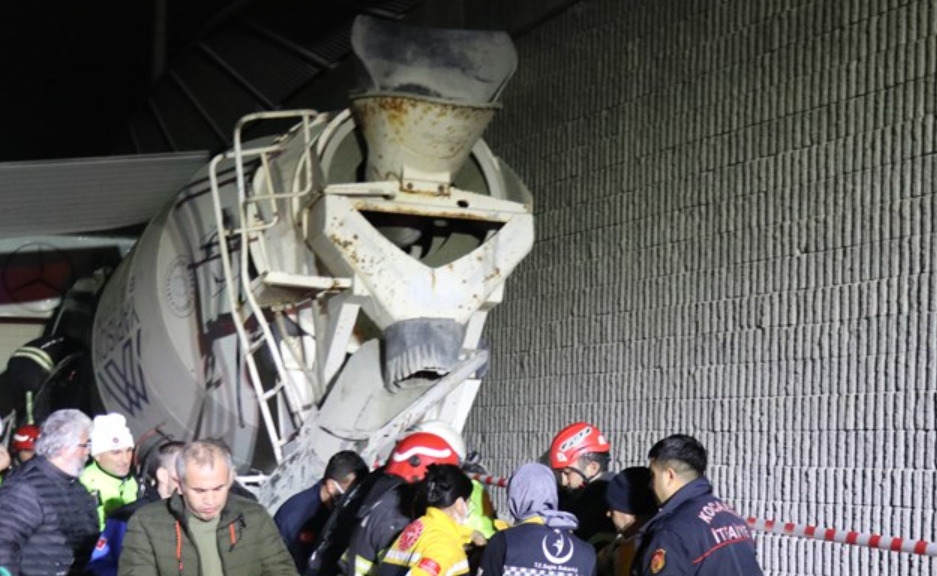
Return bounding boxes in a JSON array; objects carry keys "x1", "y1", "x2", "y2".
[{"x1": 0, "y1": 409, "x2": 100, "y2": 575}]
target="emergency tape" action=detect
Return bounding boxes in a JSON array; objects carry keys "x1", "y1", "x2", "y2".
[
  {"x1": 470, "y1": 473, "x2": 508, "y2": 488},
  {"x1": 746, "y1": 517, "x2": 937, "y2": 557},
  {"x1": 469, "y1": 474, "x2": 937, "y2": 558}
]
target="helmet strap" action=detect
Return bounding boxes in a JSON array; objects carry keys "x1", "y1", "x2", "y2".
[{"x1": 566, "y1": 465, "x2": 596, "y2": 486}]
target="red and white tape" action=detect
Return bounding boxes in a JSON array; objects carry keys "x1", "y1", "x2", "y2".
[
  {"x1": 747, "y1": 517, "x2": 937, "y2": 558},
  {"x1": 470, "y1": 473, "x2": 508, "y2": 488},
  {"x1": 469, "y1": 474, "x2": 937, "y2": 558}
]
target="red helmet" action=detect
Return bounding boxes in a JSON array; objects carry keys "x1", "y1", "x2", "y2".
[
  {"x1": 12, "y1": 424, "x2": 40, "y2": 452},
  {"x1": 549, "y1": 422, "x2": 610, "y2": 469},
  {"x1": 385, "y1": 432, "x2": 460, "y2": 483}
]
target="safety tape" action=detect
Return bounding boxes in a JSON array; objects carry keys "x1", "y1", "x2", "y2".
[
  {"x1": 469, "y1": 474, "x2": 508, "y2": 488},
  {"x1": 470, "y1": 474, "x2": 937, "y2": 558},
  {"x1": 747, "y1": 517, "x2": 937, "y2": 557}
]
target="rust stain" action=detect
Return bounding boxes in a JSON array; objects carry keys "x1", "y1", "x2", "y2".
[{"x1": 329, "y1": 234, "x2": 354, "y2": 250}]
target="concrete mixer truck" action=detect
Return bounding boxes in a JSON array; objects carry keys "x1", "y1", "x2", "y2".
[{"x1": 12, "y1": 15, "x2": 534, "y2": 508}]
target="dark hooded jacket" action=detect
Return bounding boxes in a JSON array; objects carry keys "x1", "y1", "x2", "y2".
[{"x1": 0, "y1": 456, "x2": 100, "y2": 576}]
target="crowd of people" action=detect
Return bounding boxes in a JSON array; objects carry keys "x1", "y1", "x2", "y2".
[{"x1": 0, "y1": 410, "x2": 764, "y2": 576}]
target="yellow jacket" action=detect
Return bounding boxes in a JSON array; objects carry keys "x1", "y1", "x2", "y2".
[
  {"x1": 79, "y1": 461, "x2": 138, "y2": 529},
  {"x1": 379, "y1": 507, "x2": 473, "y2": 576}
]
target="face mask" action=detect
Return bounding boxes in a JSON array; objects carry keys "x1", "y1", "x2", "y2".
[{"x1": 455, "y1": 499, "x2": 470, "y2": 525}]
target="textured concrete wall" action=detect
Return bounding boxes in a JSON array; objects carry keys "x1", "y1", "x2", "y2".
[{"x1": 464, "y1": 1, "x2": 937, "y2": 575}]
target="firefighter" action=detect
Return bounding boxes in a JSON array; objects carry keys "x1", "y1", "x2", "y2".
[
  {"x1": 0, "y1": 424, "x2": 41, "y2": 483},
  {"x1": 343, "y1": 431, "x2": 463, "y2": 576},
  {"x1": 378, "y1": 464, "x2": 475, "y2": 576},
  {"x1": 549, "y1": 421, "x2": 616, "y2": 547},
  {"x1": 306, "y1": 430, "x2": 465, "y2": 576},
  {"x1": 634, "y1": 435, "x2": 764, "y2": 576},
  {"x1": 408, "y1": 421, "x2": 497, "y2": 538},
  {"x1": 11, "y1": 424, "x2": 40, "y2": 465}
]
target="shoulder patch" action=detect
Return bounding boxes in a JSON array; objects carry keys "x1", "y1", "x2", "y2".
[
  {"x1": 95, "y1": 537, "x2": 108, "y2": 552},
  {"x1": 417, "y1": 558, "x2": 441, "y2": 576},
  {"x1": 397, "y1": 520, "x2": 424, "y2": 550},
  {"x1": 650, "y1": 548, "x2": 666, "y2": 574}
]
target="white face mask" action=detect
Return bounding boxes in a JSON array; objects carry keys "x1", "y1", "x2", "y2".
[{"x1": 454, "y1": 498, "x2": 469, "y2": 525}]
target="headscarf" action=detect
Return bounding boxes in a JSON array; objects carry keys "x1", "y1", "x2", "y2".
[{"x1": 508, "y1": 462, "x2": 578, "y2": 530}]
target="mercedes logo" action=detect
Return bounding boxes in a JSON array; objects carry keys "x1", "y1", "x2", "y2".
[{"x1": 1, "y1": 242, "x2": 74, "y2": 311}]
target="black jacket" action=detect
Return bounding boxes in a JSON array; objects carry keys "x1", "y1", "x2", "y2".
[
  {"x1": 306, "y1": 470, "x2": 403, "y2": 576},
  {"x1": 275, "y1": 481, "x2": 332, "y2": 571},
  {"x1": 343, "y1": 476, "x2": 413, "y2": 576},
  {"x1": 559, "y1": 472, "x2": 616, "y2": 548},
  {"x1": 633, "y1": 477, "x2": 763, "y2": 576},
  {"x1": 0, "y1": 456, "x2": 99, "y2": 576},
  {"x1": 479, "y1": 521, "x2": 596, "y2": 576}
]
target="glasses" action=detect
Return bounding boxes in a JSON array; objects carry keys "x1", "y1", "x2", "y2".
[{"x1": 77, "y1": 441, "x2": 92, "y2": 449}]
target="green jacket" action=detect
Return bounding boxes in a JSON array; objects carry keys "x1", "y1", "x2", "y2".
[
  {"x1": 80, "y1": 461, "x2": 139, "y2": 529},
  {"x1": 118, "y1": 492, "x2": 297, "y2": 576},
  {"x1": 464, "y1": 480, "x2": 496, "y2": 538}
]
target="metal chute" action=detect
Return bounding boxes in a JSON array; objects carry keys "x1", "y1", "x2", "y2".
[{"x1": 81, "y1": 16, "x2": 533, "y2": 508}]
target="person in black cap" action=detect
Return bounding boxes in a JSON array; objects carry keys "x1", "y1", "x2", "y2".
[{"x1": 598, "y1": 467, "x2": 658, "y2": 576}]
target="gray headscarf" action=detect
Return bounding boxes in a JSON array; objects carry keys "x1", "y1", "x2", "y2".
[{"x1": 508, "y1": 462, "x2": 579, "y2": 530}]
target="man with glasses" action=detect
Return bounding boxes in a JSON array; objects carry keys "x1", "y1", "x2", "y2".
[{"x1": 0, "y1": 409, "x2": 100, "y2": 575}]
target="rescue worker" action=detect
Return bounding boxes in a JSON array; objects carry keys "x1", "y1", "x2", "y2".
[
  {"x1": 6, "y1": 336, "x2": 69, "y2": 396},
  {"x1": 340, "y1": 431, "x2": 462, "y2": 576},
  {"x1": 275, "y1": 450, "x2": 368, "y2": 571},
  {"x1": 5, "y1": 335, "x2": 77, "y2": 422},
  {"x1": 378, "y1": 464, "x2": 474, "y2": 576},
  {"x1": 1, "y1": 424, "x2": 41, "y2": 483},
  {"x1": 635, "y1": 434, "x2": 764, "y2": 576},
  {"x1": 549, "y1": 422, "x2": 615, "y2": 547},
  {"x1": 11, "y1": 424, "x2": 40, "y2": 464},
  {"x1": 477, "y1": 462, "x2": 596, "y2": 576},
  {"x1": 86, "y1": 440, "x2": 186, "y2": 576},
  {"x1": 80, "y1": 413, "x2": 138, "y2": 529},
  {"x1": 597, "y1": 467, "x2": 658, "y2": 576},
  {"x1": 409, "y1": 421, "x2": 497, "y2": 538}
]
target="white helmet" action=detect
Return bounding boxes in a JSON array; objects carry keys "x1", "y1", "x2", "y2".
[{"x1": 405, "y1": 420, "x2": 467, "y2": 463}]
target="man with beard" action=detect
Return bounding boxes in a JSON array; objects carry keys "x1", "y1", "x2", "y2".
[
  {"x1": 0, "y1": 409, "x2": 99, "y2": 575},
  {"x1": 548, "y1": 422, "x2": 616, "y2": 547}
]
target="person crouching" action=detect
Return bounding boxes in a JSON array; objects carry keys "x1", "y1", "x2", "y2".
[{"x1": 379, "y1": 465, "x2": 475, "y2": 576}]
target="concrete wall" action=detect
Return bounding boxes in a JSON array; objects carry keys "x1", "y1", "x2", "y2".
[{"x1": 464, "y1": 1, "x2": 937, "y2": 575}]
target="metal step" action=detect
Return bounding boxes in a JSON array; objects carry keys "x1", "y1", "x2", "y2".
[{"x1": 249, "y1": 270, "x2": 351, "y2": 307}]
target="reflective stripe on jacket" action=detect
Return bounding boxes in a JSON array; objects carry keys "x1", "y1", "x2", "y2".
[{"x1": 378, "y1": 508, "x2": 472, "y2": 576}]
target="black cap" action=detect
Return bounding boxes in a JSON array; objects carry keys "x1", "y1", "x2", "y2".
[{"x1": 605, "y1": 467, "x2": 658, "y2": 515}]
